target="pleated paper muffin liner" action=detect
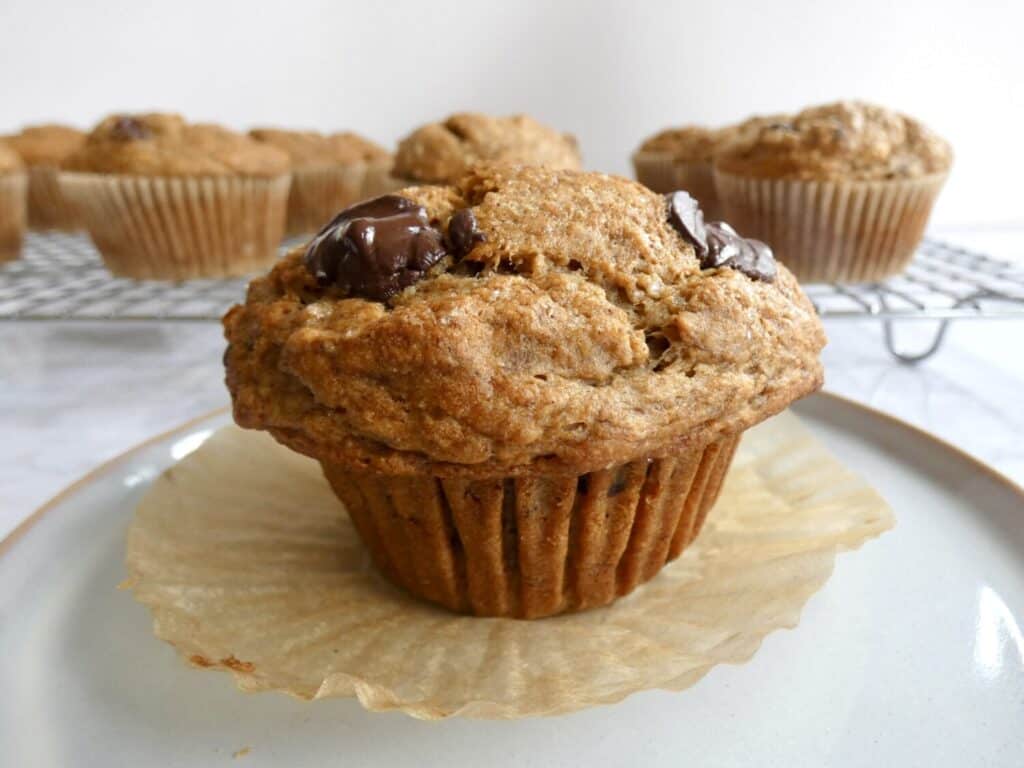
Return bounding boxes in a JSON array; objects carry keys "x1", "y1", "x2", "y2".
[
  {"x1": 713, "y1": 170, "x2": 948, "y2": 283},
  {"x1": 285, "y1": 165, "x2": 367, "y2": 236},
  {"x1": 26, "y1": 165, "x2": 82, "y2": 231},
  {"x1": 0, "y1": 172, "x2": 28, "y2": 262},
  {"x1": 321, "y1": 434, "x2": 740, "y2": 619},
  {"x1": 125, "y1": 411, "x2": 893, "y2": 718},
  {"x1": 633, "y1": 151, "x2": 724, "y2": 220},
  {"x1": 362, "y1": 158, "x2": 398, "y2": 199},
  {"x1": 59, "y1": 172, "x2": 291, "y2": 280}
]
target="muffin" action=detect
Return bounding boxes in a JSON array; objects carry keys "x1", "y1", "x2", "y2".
[
  {"x1": 223, "y1": 165, "x2": 825, "y2": 619},
  {"x1": 390, "y1": 113, "x2": 581, "y2": 185},
  {"x1": 328, "y1": 132, "x2": 394, "y2": 198},
  {"x1": 249, "y1": 128, "x2": 391, "y2": 236},
  {"x1": 632, "y1": 116, "x2": 782, "y2": 220},
  {"x1": 4, "y1": 124, "x2": 85, "y2": 230},
  {"x1": 714, "y1": 100, "x2": 952, "y2": 282},
  {"x1": 60, "y1": 113, "x2": 291, "y2": 279},
  {"x1": 0, "y1": 141, "x2": 27, "y2": 262}
]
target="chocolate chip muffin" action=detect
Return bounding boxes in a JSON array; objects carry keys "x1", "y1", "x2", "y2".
[
  {"x1": 0, "y1": 141, "x2": 27, "y2": 262},
  {"x1": 633, "y1": 117, "x2": 782, "y2": 220},
  {"x1": 223, "y1": 165, "x2": 825, "y2": 619},
  {"x1": 714, "y1": 100, "x2": 952, "y2": 282},
  {"x1": 61, "y1": 113, "x2": 291, "y2": 279},
  {"x1": 4, "y1": 124, "x2": 85, "y2": 230},
  {"x1": 391, "y1": 113, "x2": 581, "y2": 185},
  {"x1": 249, "y1": 128, "x2": 391, "y2": 235}
]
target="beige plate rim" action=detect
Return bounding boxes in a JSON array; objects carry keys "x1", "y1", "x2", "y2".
[{"x1": 2, "y1": 390, "x2": 1022, "y2": 560}]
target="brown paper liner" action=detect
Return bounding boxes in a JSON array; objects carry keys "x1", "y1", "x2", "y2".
[
  {"x1": 321, "y1": 434, "x2": 740, "y2": 619},
  {"x1": 125, "y1": 412, "x2": 894, "y2": 718},
  {"x1": 713, "y1": 170, "x2": 948, "y2": 283},
  {"x1": 633, "y1": 151, "x2": 724, "y2": 220},
  {"x1": 362, "y1": 158, "x2": 398, "y2": 199},
  {"x1": 26, "y1": 165, "x2": 82, "y2": 231},
  {"x1": 0, "y1": 172, "x2": 28, "y2": 263},
  {"x1": 285, "y1": 164, "x2": 367, "y2": 236},
  {"x1": 59, "y1": 172, "x2": 291, "y2": 279}
]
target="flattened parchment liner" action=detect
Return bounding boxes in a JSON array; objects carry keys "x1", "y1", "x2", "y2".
[{"x1": 125, "y1": 411, "x2": 893, "y2": 719}]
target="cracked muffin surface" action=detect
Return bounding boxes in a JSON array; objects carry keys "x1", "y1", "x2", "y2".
[
  {"x1": 716, "y1": 100, "x2": 952, "y2": 181},
  {"x1": 392, "y1": 113, "x2": 581, "y2": 183},
  {"x1": 224, "y1": 165, "x2": 824, "y2": 476}
]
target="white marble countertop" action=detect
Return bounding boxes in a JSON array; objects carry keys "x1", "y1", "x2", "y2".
[{"x1": 2, "y1": 229, "x2": 1022, "y2": 541}]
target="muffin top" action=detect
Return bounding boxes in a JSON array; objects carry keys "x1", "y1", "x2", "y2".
[
  {"x1": 636, "y1": 115, "x2": 788, "y2": 164},
  {"x1": 224, "y1": 165, "x2": 824, "y2": 476},
  {"x1": 392, "y1": 113, "x2": 581, "y2": 183},
  {"x1": 5, "y1": 124, "x2": 85, "y2": 167},
  {"x1": 327, "y1": 132, "x2": 391, "y2": 164},
  {"x1": 636, "y1": 126, "x2": 721, "y2": 163},
  {"x1": 63, "y1": 113, "x2": 290, "y2": 177},
  {"x1": 715, "y1": 101, "x2": 952, "y2": 181},
  {"x1": 0, "y1": 141, "x2": 23, "y2": 173},
  {"x1": 249, "y1": 128, "x2": 389, "y2": 169}
]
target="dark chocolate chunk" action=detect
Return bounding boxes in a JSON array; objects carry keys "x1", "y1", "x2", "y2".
[
  {"x1": 109, "y1": 116, "x2": 151, "y2": 141},
  {"x1": 704, "y1": 222, "x2": 777, "y2": 282},
  {"x1": 666, "y1": 191, "x2": 776, "y2": 281},
  {"x1": 447, "y1": 208, "x2": 486, "y2": 257},
  {"x1": 666, "y1": 190, "x2": 708, "y2": 259},
  {"x1": 304, "y1": 194, "x2": 448, "y2": 302}
]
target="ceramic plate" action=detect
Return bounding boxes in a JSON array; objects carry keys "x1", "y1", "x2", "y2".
[{"x1": 1, "y1": 393, "x2": 1022, "y2": 767}]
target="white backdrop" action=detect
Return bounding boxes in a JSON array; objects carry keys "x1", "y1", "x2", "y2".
[{"x1": 1, "y1": 0, "x2": 1020, "y2": 227}]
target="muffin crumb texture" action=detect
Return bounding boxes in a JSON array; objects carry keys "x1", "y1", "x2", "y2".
[
  {"x1": 225, "y1": 166, "x2": 824, "y2": 475},
  {"x1": 393, "y1": 113, "x2": 581, "y2": 183},
  {"x1": 716, "y1": 100, "x2": 952, "y2": 181},
  {"x1": 64, "y1": 113, "x2": 290, "y2": 177}
]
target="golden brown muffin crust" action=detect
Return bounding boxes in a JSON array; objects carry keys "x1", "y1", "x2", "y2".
[
  {"x1": 637, "y1": 126, "x2": 721, "y2": 163},
  {"x1": 636, "y1": 115, "x2": 788, "y2": 164},
  {"x1": 64, "y1": 113, "x2": 289, "y2": 177},
  {"x1": 248, "y1": 128, "x2": 389, "y2": 169},
  {"x1": 392, "y1": 113, "x2": 581, "y2": 183},
  {"x1": 224, "y1": 166, "x2": 824, "y2": 476},
  {"x1": 5, "y1": 124, "x2": 84, "y2": 167},
  {"x1": 327, "y1": 132, "x2": 390, "y2": 164},
  {"x1": 715, "y1": 101, "x2": 952, "y2": 181},
  {"x1": 0, "y1": 141, "x2": 24, "y2": 174}
]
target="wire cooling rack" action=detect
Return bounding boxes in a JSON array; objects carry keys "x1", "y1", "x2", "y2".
[{"x1": 2, "y1": 232, "x2": 1022, "y2": 362}]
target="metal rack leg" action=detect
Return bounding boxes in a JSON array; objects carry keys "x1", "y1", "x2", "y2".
[{"x1": 883, "y1": 319, "x2": 951, "y2": 364}]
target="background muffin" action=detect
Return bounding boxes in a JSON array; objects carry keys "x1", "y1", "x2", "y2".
[
  {"x1": 714, "y1": 100, "x2": 952, "y2": 282},
  {"x1": 223, "y1": 166, "x2": 825, "y2": 619},
  {"x1": 0, "y1": 142, "x2": 27, "y2": 262},
  {"x1": 61, "y1": 113, "x2": 291, "y2": 279},
  {"x1": 249, "y1": 128, "x2": 391, "y2": 235},
  {"x1": 391, "y1": 112, "x2": 581, "y2": 185},
  {"x1": 4, "y1": 124, "x2": 85, "y2": 230},
  {"x1": 633, "y1": 126, "x2": 724, "y2": 219},
  {"x1": 632, "y1": 116, "x2": 783, "y2": 220}
]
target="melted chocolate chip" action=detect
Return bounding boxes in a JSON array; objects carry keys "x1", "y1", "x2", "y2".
[
  {"x1": 666, "y1": 190, "x2": 708, "y2": 259},
  {"x1": 304, "y1": 195, "x2": 448, "y2": 302},
  {"x1": 109, "y1": 117, "x2": 150, "y2": 141},
  {"x1": 666, "y1": 192, "x2": 776, "y2": 282},
  {"x1": 705, "y1": 222, "x2": 776, "y2": 281},
  {"x1": 447, "y1": 208, "x2": 486, "y2": 257}
]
